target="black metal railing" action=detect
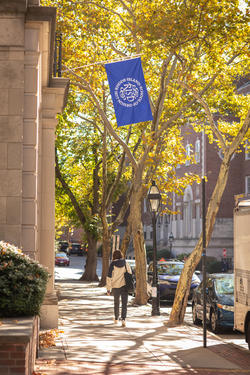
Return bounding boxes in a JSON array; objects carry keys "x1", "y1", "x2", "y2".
[{"x1": 53, "y1": 32, "x2": 62, "y2": 77}]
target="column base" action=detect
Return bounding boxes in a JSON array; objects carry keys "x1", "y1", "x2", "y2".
[{"x1": 40, "y1": 292, "x2": 58, "y2": 329}]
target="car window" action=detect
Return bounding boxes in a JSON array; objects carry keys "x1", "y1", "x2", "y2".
[
  {"x1": 126, "y1": 261, "x2": 135, "y2": 270},
  {"x1": 157, "y1": 263, "x2": 184, "y2": 275},
  {"x1": 56, "y1": 253, "x2": 67, "y2": 257},
  {"x1": 214, "y1": 277, "x2": 234, "y2": 295}
]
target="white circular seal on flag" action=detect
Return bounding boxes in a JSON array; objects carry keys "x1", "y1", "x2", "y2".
[{"x1": 114, "y1": 78, "x2": 144, "y2": 107}]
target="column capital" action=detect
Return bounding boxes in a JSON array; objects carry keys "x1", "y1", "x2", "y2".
[{"x1": 42, "y1": 78, "x2": 69, "y2": 121}]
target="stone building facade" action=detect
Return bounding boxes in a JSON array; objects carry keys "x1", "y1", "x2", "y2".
[{"x1": 0, "y1": 0, "x2": 69, "y2": 328}]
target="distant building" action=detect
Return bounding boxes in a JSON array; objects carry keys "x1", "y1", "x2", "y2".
[
  {"x1": 170, "y1": 93, "x2": 249, "y2": 264},
  {"x1": 119, "y1": 79, "x2": 250, "y2": 264}
]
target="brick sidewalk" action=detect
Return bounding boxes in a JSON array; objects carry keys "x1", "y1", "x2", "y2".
[
  {"x1": 35, "y1": 357, "x2": 250, "y2": 375},
  {"x1": 35, "y1": 282, "x2": 250, "y2": 375}
]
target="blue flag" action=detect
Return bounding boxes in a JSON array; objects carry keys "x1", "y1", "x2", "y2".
[{"x1": 105, "y1": 57, "x2": 153, "y2": 127}]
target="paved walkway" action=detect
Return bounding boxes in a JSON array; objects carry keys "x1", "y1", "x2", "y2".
[{"x1": 35, "y1": 281, "x2": 250, "y2": 375}]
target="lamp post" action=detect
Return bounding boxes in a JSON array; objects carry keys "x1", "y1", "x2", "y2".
[
  {"x1": 147, "y1": 181, "x2": 161, "y2": 316},
  {"x1": 169, "y1": 232, "x2": 174, "y2": 259}
]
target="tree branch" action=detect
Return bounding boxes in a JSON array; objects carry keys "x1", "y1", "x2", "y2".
[
  {"x1": 178, "y1": 80, "x2": 227, "y2": 150},
  {"x1": 110, "y1": 43, "x2": 128, "y2": 58},
  {"x1": 229, "y1": 109, "x2": 250, "y2": 156},
  {"x1": 79, "y1": 1, "x2": 133, "y2": 33},
  {"x1": 74, "y1": 83, "x2": 138, "y2": 169},
  {"x1": 112, "y1": 184, "x2": 133, "y2": 231},
  {"x1": 153, "y1": 54, "x2": 177, "y2": 133},
  {"x1": 106, "y1": 127, "x2": 132, "y2": 207},
  {"x1": 64, "y1": 65, "x2": 138, "y2": 169},
  {"x1": 78, "y1": 114, "x2": 104, "y2": 135},
  {"x1": 55, "y1": 148, "x2": 86, "y2": 226}
]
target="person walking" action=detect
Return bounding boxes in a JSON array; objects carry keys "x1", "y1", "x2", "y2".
[{"x1": 106, "y1": 250, "x2": 132, "y2": 327}]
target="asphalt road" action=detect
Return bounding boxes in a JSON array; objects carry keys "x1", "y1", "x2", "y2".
[
  {"x1": 55, "y1": 255, "x2": 102, "y2": 280},
  {"x1": 55, "y1": 255, "x2": 248, "y2": 350}
]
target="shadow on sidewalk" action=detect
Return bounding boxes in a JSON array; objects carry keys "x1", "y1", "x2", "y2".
[{"x1": 36, "y1": 281, "x2": 250, "y2": 375}]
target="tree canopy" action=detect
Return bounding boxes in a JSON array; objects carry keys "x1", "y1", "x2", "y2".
[{"x1": 42, "y1": 0, "x2": 249, "y2": 305}]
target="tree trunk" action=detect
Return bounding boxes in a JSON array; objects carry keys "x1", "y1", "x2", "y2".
[
  {"x1": 167, "y1": 156, "x2": 232, "y2": 325},
  {"x1": 129, "y1": 173, "x2": 148, "y2": 305},
  {"x1": 79, "y1": 232, "x2": 99, "y2": 281},
  {"x1": 120, "y1": 221, "x2": 132, "y2": 258},
  {"x1": 99, "y1": 220, "x2": 111, "y2": 287}
]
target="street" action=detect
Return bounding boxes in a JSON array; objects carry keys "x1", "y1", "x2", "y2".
[
  {"x1": 55, "y1": 254, "x2": 103, "y2": 280},
  {"x1": 55, "y1": 255, "x2": 248, "y2": 350}
]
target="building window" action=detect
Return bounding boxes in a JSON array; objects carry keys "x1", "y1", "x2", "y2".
[
  {"x1": 185, "y1": 144, "x2": 191, "y2": 166},
  {"x1": 246, "y1": 176, "x2": 250, "y2": 195},
  {"x1": 245, "y1": 142, "x2": 250, "y2": 160},
  {"x1": 195, "y1": 139, "x2": 200, "y2": 163}
]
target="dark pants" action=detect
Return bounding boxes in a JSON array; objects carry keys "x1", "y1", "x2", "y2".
[{"x1": 113, "y1": 286, "x2": 128, "y2": 320}]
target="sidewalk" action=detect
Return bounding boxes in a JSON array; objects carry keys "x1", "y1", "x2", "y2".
[{"x1": 35, "y1": 280, "x2": 250, "y2": 375}]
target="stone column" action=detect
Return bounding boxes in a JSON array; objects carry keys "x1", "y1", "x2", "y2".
[
  {"x1": 39, "y1": 83, "x2": 69, "y2": 329},
  {"x1": 39, "y1": 111, "x2": 58, "y2": 329}
]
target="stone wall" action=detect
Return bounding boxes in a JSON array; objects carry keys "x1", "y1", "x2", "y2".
[{"x1": 0, "y1": 1, "x2": 69, "y2": 329}]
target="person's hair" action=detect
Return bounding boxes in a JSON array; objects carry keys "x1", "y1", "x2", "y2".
[{"x1": 113, "y1": 250, "x2": 122, "y2": 260}]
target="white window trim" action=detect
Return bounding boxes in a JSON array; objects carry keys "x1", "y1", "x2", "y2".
[
  {"x1": 195, "y1": 139, "x2": 200, "y2": 163},
  {"x1": 245, "y1": 141, "x2": 250, "y2": 160},
  {"x1": 185, "y1": 144, "x2": 191, "y2": 166}
]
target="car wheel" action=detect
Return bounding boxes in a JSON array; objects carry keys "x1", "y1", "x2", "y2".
[
  {"x1": 210, "y1": 309, "x2": 219, "y2": 333},
  {"x1": 192, "y1": 303, "x2": 201, "y2": 325}
]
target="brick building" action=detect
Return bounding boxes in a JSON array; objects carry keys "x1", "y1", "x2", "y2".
[
  {"x1": 169, "y1": 113, "x2": 250, "y2": 263},
  {"x1": 113, "y1": 77, "x2": 249, "y2": 263}
]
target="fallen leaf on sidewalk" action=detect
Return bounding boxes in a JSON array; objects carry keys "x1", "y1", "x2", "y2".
[{"x1": 39, "y1": 329, "x2": 64, "y2": 348}]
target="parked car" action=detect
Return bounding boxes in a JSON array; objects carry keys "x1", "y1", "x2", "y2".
[
  {"x1": 55, "y1": 252, "x2": 70, "y2": 267},
  {"x1": 69, "y1": 243, "x2": 84, "y2": 256},
  {"x1": 126, "y1": 259, "x2": 136, "y2": 275},
  {"x1": 147, "y1": 260, "x2": 200, "y2": 301},
  {"x1": 125, "y1": 259, "x2": 152, "y2": 297},
  {"x1": 192, "y1": 273, "x2": 234, "y2": 333},
  {"x1": 58, "y1": 241, "x2": 69, "y2": 255}
]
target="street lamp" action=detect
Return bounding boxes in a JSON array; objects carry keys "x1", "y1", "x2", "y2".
[
  {"x1": 147, "y1": 180, "x2": 161, "y2": 316},
  {"x1": 169, "y1": 232, "x2": 174, "y2": 259}
]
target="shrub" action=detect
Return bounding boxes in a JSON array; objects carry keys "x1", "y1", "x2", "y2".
[
  {"x1": 206, "y1": 259, "x2": 222, "y2": 274},
  {"x1": 146, "y1": 247, "x2": 171, "y2": 262},
  {"x1": 196, "y1": 256, "x2": 222, "y2": 273},
  {"x1": 0, "y1": 241, "x2": 49, "y2": 317}
]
